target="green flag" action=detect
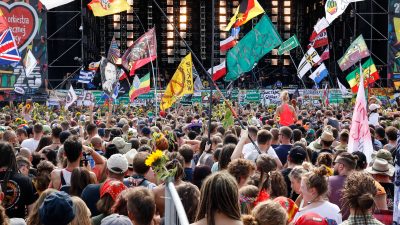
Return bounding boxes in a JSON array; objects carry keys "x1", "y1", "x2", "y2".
[
  {"x1": 337, "y1": 35, "x2": 370, "y2": 71},
  {"x1": 277, "y1": 35, "x2": 300, "y2": 55},
  {"x1": 225, "y1": 15, "x2": 282, "y2": 82}
]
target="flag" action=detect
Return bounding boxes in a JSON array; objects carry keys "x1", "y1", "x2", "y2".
[
  {"x1": 348, "y1": 64, "x2": 374, "y2": 163},
  {"x1": 278, "y1": 35, "x2": 300, "y2": 55},
  {"x1": 220, "y1": 36, "x2": 237, "y2": 52},
  {"x1": 0, "y1": 29, "x2": 21, "y2": 65},
  {"x1": 119, "y1": 69, "x2": 127, "y2": 81},
  {"x1": 88, "y1": 0, "x2": 130, "y2": 17},
  {"x1": 40, "y1": 0, "x2": 75, "y2": 10},
  {"x1": 208, "y1": 61, "x2": 227, "y2": 81},
  {"x1": 325, "y1": 0, "x2": 349, "y2": 24},
  {"x1": 225, "y1": 15, "x2": 282, "y2": 81},
  {"x1": 0, "y1": 9, "x2": 9, "y2": 33},
  {"x1": 100, "y1": 57, "x2": 120, "y2": 97},
  {"x1": 314, "y1": 17, "x2": 330, "y2": 34},
  {"x1": 160, "y1": 53, "x2": 193, "y2": 110},
  {"x1": 297, "y1": 47, "x2": 321, "y2": 78},
  {"x1": 346, "y1": 58, "x2": 379, "y2": 93},
  {"x1": 78, "y1": 70, "x2": 95, "y2": 84},
  {"x1": 309, "y1": 30, "x2": 328, "y2": 49},
  {"x1": 323, "y1": 84, "x2": 329, "y2": 106},
  {"x1": 223, "y1": 0, "x2": 265, "y2": 31},
  {"x1": 337, "y1": 78, "x2": 349, "y2": 95},
  {"x1": 88, "y1": 60, "x2": 100, "y2": 71},
  {"x1": 129, "y1": 73, "x2": 151, "y2": 101},
  {"x1": 394, "y1": 17, "x2": 400, "y2": 44},
  {"x1": 193, "y1": 66, "x2": 204, "y2": 91},
  {"x1": 107, "y1": 36, "x2": 121, "y2": 65},
  {"x1": 231, "y1": 27, "x2": 240, "y2": 39},
  {"x1": 65, "y1": 86, "x2": 77, "y2": 109},
  {"x1": 317, "y1": 47, "x2": 330, "y2": 64},
  {"x1": 121, "y1": 28, "x2": 157, "y2": 75},
  {"x1": 338, "y1": 35, "x2": 370, "y2": 71},
  {"x1": 23, "y1": 50, "x2": 37, "y2": 77},
  {"x1": 309, "y1": 63, "x2": 328, "y2": 84}
]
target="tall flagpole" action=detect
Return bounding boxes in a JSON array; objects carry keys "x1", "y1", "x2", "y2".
[
  {"x1": 208, "y1": 0, "x2": 215, "y2": 141},
  {"x1": 288, "y1": 53, "x2": 307, "y2": 88}
]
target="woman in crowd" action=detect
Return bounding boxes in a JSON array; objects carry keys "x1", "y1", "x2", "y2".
[
  {"x1": 274, "y1": 91, "x2": 297, "y2": 127},
  {"x1": 242, "y1": 200, "x2": 288, "y2": 225},
  {"x1": 26, "y1": 189, "x2": 57, "y2": 225},
  {"x1": 70, "y1": 196, "x2": 91, "y2": 225}
]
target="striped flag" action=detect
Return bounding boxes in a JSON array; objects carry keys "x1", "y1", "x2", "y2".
[
  {"x1": 78, "y1": 71, "x2": 95, "y2": 83},
  {"x1": 107, "y1": 36, "x2": 121, "y2": 64},
  {"x1": 317, "y1": 47, "x2": 330, "y2": 64},
  {"x1": 220, "y1": 36, "x2": 237, "y2": 52},
  {"x1": 0, "y1": 29, "x2": 21, "y2": 65},
  {"x1": 208, "y1": 61, "x2": 227, "y2": 81},
  {"x1": 129, "y1": 73, "x2": 150, "y2": 101}
]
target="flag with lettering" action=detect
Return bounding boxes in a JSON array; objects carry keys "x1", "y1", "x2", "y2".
[
  {"x1": 278, "y1": 35, "x2": 300, "y2": 55},
  {"x1": 348, "y1": 64, "x2": 374, "y2": 163}
]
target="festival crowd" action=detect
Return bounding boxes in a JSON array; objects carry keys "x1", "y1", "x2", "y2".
[{"x1": 0, "y1": 90, "x2": 396, "y2": 225}]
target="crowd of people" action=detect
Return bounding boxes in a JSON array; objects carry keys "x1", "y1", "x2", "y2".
[{"x1": 0, "y1": 90, "x2": 397, "y2": 225}]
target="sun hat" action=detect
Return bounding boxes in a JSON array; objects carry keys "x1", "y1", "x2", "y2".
[
  {"x1": 372, "y1": 149, "x2": 394, "y2": 165},
  {"x1": 107, "y1": 153, "x2": 129, "y2": 174},
  {"x1": 124, "y1": 149, "x2": 138, "y2": 169},
  {"x1": 366, "y1": 158, "x2": 395, "y2": 177},
  {"x1": 101, "y1": 214, "x2": 133, "y2": 225},
  {"x1": 320, "y1": 130, "x2": 334, "y2": 142},
  {"x1": 369, "y1": 103, "x2": 381, "y2": 111},
  {"x1": 112, "y1": 137, "x2": 132, "y2": 154},
  {"x1": 100, "y1": 180, "x2": 127, "y2": 201},
  {"x1": 39, "y1": 192, "x2": 75, "y2": 225}
]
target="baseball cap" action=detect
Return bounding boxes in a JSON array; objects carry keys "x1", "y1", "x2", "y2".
[
  {"x1": 142, "y1": 127, "x2": 151, "y2": 136},
  {"x1": 107, "y1": 153, "x2": 129, "y2": 174},
  {"x1": 101, "y1": 214, "x2": 133, "y2": 225},
  {"x1": 289, "y1": 146, "x2": 307, "y2": 164},
  {"x1": 100, "y1": 180, "x2": 127, "y2": 201},
  {"x1": 293, "y1": 213, "x2": 329, "y2": 225},
  {"x1": 369, "y1": 103, "x2": 380, "y2": 111},
  {"x1": 39, "y1": 192, "x2": 75, "y2": 225}
]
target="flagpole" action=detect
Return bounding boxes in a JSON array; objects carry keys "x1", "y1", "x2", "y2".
[
  {"x1": 208, "y1": 0, "x2": 215, "y2": 142},
  {"x1": 288, "y1": 53, "x2": 307, "y2": 89},
  {"x1": 151, "y1": 0, "x2": 261, "y2": 154}
]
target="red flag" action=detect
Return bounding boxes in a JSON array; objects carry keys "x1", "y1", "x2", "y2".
[
  {"x1": 208, "y1": 61, "x2": 226, "y2": 81},
  {"x1": 309, "y1": 30, "x2": 328, "y2": 49},
  {"x1": 0, "y1": 9, "x2": 9, "y2": 34},
  {"x1": 220, "y1": 36, "x2": 237, "y2": 52},
  {"x1": 121, "y1": 28, "x2": 157, "y2": 76},
  {"x1": 315, "y1": 47, "x2": 330, "y2": 66},
  {"x1": 119, "y1": 69, "x2": 127, "y2": 81}
]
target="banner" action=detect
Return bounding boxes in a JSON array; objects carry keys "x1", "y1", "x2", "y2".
[
  {"x1": 0, "y1": 0, "x2": 47, "y2": 95},
  {"x1": 278, "y1": 35, "x2": 300, "y2": 55},
  {"x1": 389, "y1": 0, "x2": 400, "y2": 86},
  {"x1": 337, "y1": 35, "x2": 370, "y2": 71}
]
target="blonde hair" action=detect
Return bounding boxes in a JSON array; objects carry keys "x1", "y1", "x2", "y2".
[
  {"x1": 280, "y1": 91, "x2": 290, "y2": 103},
  {"x1": 242, "y1": 200, "x2": 288, "y2": 225},
  {"x1": 27, "y1": 189, "x2": 57, "y2": 225},
  {"x1": 70, "y1": 196, "x2": 91, "y2": 225}
]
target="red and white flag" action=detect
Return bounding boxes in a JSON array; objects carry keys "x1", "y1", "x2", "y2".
[
  {"x1": 316, "y1": 47, "x2": 330, "y2": 65},
  {"x1": 309, "y1": 30, "x2": 328, "y2": 49},
  {"x1": 323, "y1": 83, "x2": 329, "y2": 106},
  {"x1": 208, "y1": 61, "x2": 226, "y2": 81},
  {"x1": 220, "y1": 36, "x2": 237, "y2": 52},
  {"x1": 348, "y1": 64, "x2": 374, "y2": 163}
]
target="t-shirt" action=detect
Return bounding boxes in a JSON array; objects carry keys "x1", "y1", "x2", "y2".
[
  {"x1": 0, "y1": 171, "x2": 37, "y2": 218},
  {"x1": 293, "y1": 201, "x2": 342, "y2": 224},
  {"x1": 243, "y1": 142, "x2": 280, "y2": 163},
  {"x1": 274, "y1": 144, "x2": 292, "y2": 165},
  {"x1": 81, "y1": 183, "x2": 101, "y2": 217},
  {"x1": 183, "y1": 168, "x2": 193, "y2": 182},
  {"x1": 369, "y1": 113, "x2": 380, "y2": 126},
  {"x1": 20, "y1": 138, "x2": 40, "y2": 153},
  {"x1": 328, "y1": 175, "x2": 348, "y2": 220}
]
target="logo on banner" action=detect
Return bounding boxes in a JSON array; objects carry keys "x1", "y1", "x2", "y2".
[
  {"x1": 326, "y1": 0, "x2": 338, "y2": 15},
  {"x1": 0, "y1": 2, "x2": 39, "y2": 51}
]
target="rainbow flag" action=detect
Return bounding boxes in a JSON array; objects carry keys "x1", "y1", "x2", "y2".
[{"x1": 129, "y1": 73, "x2": 150, "y2": 101}]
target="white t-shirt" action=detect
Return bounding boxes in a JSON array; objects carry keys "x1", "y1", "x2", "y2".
[
  {"x1": 293, "y1": 201, "x2": 342, "y2": 224},
  {"x1": 21, "y1": 138, "x2": 40, "y2": 152},
  {"x1": 243, "y1": 142, "x2": 279, "y2": 162},
  {"x1": 369, "y1": 113, "x2": 380, "y2": 126}
]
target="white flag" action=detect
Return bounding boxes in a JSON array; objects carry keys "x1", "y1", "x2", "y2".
[
  {"x1": 297, "y1": 47, "x2": 321, "y2": 78},
  {"x1": 337, "y1": 78, "x2": 348, "y2": 96},
  {"x1": 325, "y1": 0, "x2": 349, "y2": 24},
  {"x1": 65, "y1": 86, "x2": 77, "y2": 109},
  {"x1": 40, "y1": 0, "x2": 75, "y2": 10},
  {"x1": 23, "y1": 50, "x2": 37, "y2": 77},
  {"x1": 314, "y1": 17, "x2": 330, "y2": 34},
  {"x1": 348, "y1": 63, "x2": 374, "y2": 163}
]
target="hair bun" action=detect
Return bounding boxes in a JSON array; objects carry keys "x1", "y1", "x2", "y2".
[
  {"x1": 357, "y1": 193, "x2": 374, "y2": 210},
  {"x1": 242, "y1": 215, "x2": 258, "y2": 225},
  {"x1": 314, "y1": 166, "x2": 328, "y2": 177}
]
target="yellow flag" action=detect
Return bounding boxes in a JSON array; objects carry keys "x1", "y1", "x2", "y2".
[
  {"x1": 160, "y1": 53, "x2": 193, "y2": 111},
  {"x1": 88, "y1": 0, "x2": 130, "y2": 17}
]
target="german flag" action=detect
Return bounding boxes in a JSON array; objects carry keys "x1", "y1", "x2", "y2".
[{"x1": 223, "y1": 0, "x2": 264, "y2": 31}]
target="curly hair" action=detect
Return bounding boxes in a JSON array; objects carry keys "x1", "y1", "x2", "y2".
[
  {"x1": 341, "y1": 171, "x2": 377, "y2": 214},
  {"x1": 242, "y1": 200, "x2": 287, "y2": 225},
  {"x1": 227, "y1": 159, "x2": 256, "y2": 185}
]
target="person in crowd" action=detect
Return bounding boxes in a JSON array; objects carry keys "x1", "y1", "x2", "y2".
[
  {"x1": 282, "y1": 146, "x2": 307, "y2": 199},
  {"x1": 311, "y1": 127, "x2": 335, "y2": 164},
  {"x1": 26, "y1": 189, "x2": 57, "y2": 225},
  {"x1": 274, "y1": 91, "x2": 297, "y2": 127},
  {"x1": 64, "y1": 167, "x2": 96, "y2": 196},
  {"x1": 289, "y1": 165, "x2": 310, "y2": 203},
  {"x1": 70, "y1": 196, "x2": 91, "y2": 225},
  {"x1": 324, "y1": 110, "x2": 340, "y2": 131},
  {"x1": 176, "y1": 182, "x2": 200, "y2": 223},
  {"x1": 16, "y1": 128, "x2": 28, "y2": 145},
  {"x1": 239, "y1": 185, "x2": 258, "y2": 214},
  {"x1": 192, "y1": 171, "x2": 242, "y2": 225},
  {"x1": 293, "y1": 166, "x2": 342, "y2": 224},
  {"x1": 179, "y1": 144, "x2": 194, "y2": 182},
  {"x1": 384, "y1": 126, "x2": 397, "y2": 154},
  {"x1": 211, "y1": 149, "x2": 221, "y2": 173},
  {"x1": 192, "y1": 165, "x2": 211, "y2": 189},
  {"x1": 274, "y1": 126, "x2": 293, "y2": 165},
  {"x1": 227, "y1": 158, "x2": 255, "y2": 188},
  {"x1": 38, "y1": 191, "x2": 76, "y2": 225},
  {"x1": 123, "y1": 152, "x2": 156, "y2": 189},
  {"x1": 21, "y1": 124, "x2": 43, "y2": 153},
  {"x1": 0, "y1": 142, "x2": 37, "y2": 218},
  {"x1": 218, "y1": 144, "x2": 235, "y2": 171},
  {"x1": 242, "y1": 200, "x2": 288, "y2": 225},
  {"x1": 101, "y1": 214, "x2": 133, "y2": 225},
  {"x1": 81, "y1": 153, "x2": 128, "y2": 216},
  {"x1": 126, "y1": 187, "x2": 156, "y2": 225},
  {"x1": 369, "y1": 103, "x2": 381, "y2": 126},
  {"x1": 375, "y1": 127, "x2": 388, "y2": 146},
  {"x1": 340, "y1": 171, "x2": 385, "y2": 225},
  {"x1": 316, "y1": 152, "x2": 334, "y2": 176},
  {"x1": 335, "y1": 129, "x2": 349, "y2": 151}
]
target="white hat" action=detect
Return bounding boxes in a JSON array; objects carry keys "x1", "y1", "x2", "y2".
[
  {"x1": 112, "y1": 137, "x2": 132, "y2": 154},
  {"x1": 124, "y1": 149, "x2": 138, "y2": 168},
  {"x1": 369, "y1": 104, "x2": 381, "y2": 111},
  {"x1": 366, "y1": 158, "x2": 395, "y2": 177},
  {"x1": 107, "y1": 154, "x2": 128, "y2": 174}
]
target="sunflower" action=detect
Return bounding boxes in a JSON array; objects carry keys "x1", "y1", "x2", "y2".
[
  {"x1": 145, "y1": 150, "x2": 163, "y2": 167},
  {"x1": 76, "y1": 112, "x2": 81, "y2": 117},
  {"x1": 59, "y1": 116, "x2": 64, "y2": 121},
  {"x1": 15, "y1": 118, "x2": 22, "y2": 123}
]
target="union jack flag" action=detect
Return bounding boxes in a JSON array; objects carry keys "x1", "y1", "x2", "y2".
[{"x1": 0, "y1": 29, "x2": 21, "y2": 65}]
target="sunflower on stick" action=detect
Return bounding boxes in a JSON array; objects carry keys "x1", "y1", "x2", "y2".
[{"x1": 145, "y1": 150, "x2": 177, "y2": 181}]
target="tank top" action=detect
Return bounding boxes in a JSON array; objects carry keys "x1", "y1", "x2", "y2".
[
  {"x1": 279, "y1": 103, "x2": 295, "y2": 126},
  {"x1": 60, "y1": 169, "x2": 72, "y2": 189}
]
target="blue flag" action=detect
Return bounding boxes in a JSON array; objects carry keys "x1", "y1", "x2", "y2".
[
  {"x1": 0, "y1": 29, "x2": 21, "y2": 65},
  {"x1": 309, "y1": 63, "x2": 328, "y2": 84}
]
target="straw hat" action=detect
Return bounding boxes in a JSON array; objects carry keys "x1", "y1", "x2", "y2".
[{"x1": 366, "y1": 158, "x2": 395, "y2": 177}]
